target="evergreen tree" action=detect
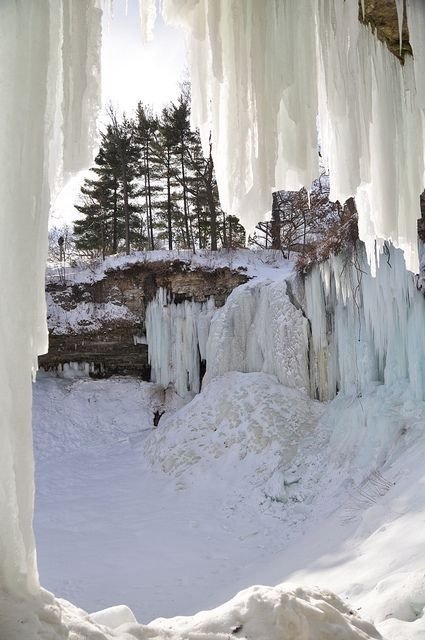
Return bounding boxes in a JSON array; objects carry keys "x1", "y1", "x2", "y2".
[
  {"x1": 135, "y1": 103, "x2": 161, "y2": 250},
  {"x1": 74, "y1": 108, "x2": 144, "y2": 257}
]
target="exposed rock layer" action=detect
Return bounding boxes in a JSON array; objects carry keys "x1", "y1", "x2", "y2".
[{"x1": 39, "y1": 260, "x2": 248, "y2": 378}]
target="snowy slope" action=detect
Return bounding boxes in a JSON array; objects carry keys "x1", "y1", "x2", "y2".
[{"x1": 32, "y1": 364, "x2": 425, "y2": 639}]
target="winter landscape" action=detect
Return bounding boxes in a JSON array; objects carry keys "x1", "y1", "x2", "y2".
[{"x1": 1, "y1": 1, "x2": 425, "y2": 640}]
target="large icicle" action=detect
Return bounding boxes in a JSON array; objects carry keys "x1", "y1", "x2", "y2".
[
  {"x1": 163, "y1": 0, "x2": 425, "y2": 272},
  {"x1": 407, "y1": 0, "x2": 425, "y2": 109},
  {"x1": 305, "y1": 245, "x2": 425, "y2": 402},
  {"x1": 138, "y1": 0, "x2": 157, "y2": 42},
  {"x1": 145, "y1": 288, "x2": 216, "y2": 398},
  {"x1": 0, "y1": 0, "x2": 101, "y2": 604}
]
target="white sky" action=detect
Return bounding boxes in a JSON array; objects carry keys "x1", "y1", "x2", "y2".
[
  {"x1": 50, "y1": 0, "x2": 187, "y2": 229},
  {"x1": 102, "y1": 1, "x2": 187, "y2": 115}
]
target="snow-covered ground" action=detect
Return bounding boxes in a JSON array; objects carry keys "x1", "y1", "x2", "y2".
[
  {"x1": 33, "y1": 366, "x2": 425, "y2": 639},
  {"x1": 46, "y1": 248, "x2": 289, "y2": 285}
]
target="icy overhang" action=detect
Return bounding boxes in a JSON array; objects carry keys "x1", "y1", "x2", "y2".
[{"x1": 161, "y1": 0, "x2": 425, "y2": 273}]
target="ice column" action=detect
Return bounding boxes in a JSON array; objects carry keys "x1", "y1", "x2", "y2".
[
  {"x1": 0, "y1": 0, "x2": 101, "y2": 597},
  {"x1": 304, "y1": 245, "x2": 425, "y2": 402},
  {"x1": 145, "y1": 288, "x2": 216, "y2": 398},
  {"x1": 163, "y1": 0, "x2": 425, "y2": 272}
]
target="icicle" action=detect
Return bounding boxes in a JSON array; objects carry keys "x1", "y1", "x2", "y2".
[
  {"x1": 0, "y1": 0, "x2": 101, "y2": 601},
  {"x1": 305, "y1": 246, "x2": 425, "y2": 402},
  {"x1": 145, "y1": 289, "x2": 216, "y2": 398},
  {"x1": 395, "y1": 0, "x2": 404, "y2": 56},
  {"x1": 138, "y1": 0, "x2": 157, "y2": 42},
  {"x1": 163, "y1": 0, "x2": 425, "y2": 273},
  {"x1": 407, "y1": 0, "x2": 425, "y2": 109}
]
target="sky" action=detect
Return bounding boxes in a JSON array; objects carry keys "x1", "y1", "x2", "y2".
[
  {"x1": 50, "y1": 0, "x2": 187, "y2": 229},
  {"x1": 102, "y1": 1, "x2": 187, "y2": 115}
]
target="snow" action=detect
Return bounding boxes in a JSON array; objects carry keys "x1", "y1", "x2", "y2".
[
  {"x1": 33, "y1": 244, "x2": 425, "y2": 639},
  {"x1": 46, "y1": 247, "x2": 288, "y2": 285},
  {"x1": 165, "y1": 0, "x2": 425, "y2": 271},
  {"x1": 32, "y1": 372, "x2": 386, "y2": 640},
  {"x1": 32, "y1": 367, "x2": 425, "y2": 639},
  {"x1": 148, "y1": 585, "x2": 381, "y2": 640},
  {"x1": 46, "y1": 294, "x2": 136, "y2": 333}
]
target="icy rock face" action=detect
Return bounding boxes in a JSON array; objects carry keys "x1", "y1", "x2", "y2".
[
  {"x1": 145, "y1": 287, "x2": 216, "y2": 398},
  {"x1": 204, "y1": 279, "x2": 309, "y2": 392},
  {"x1": 0, "y1": 0, "x2": 101, "y2": 603},
  {"x1": 164, "y1": 0, "x2": 425, "y2": 272},
  {"x1": 305, "y1": 244, "x2": 425, "y2": 402}
]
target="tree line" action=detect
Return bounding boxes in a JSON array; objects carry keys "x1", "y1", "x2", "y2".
[{"x1": 73, "y1": 89, "x2": 245, "y2": 257}]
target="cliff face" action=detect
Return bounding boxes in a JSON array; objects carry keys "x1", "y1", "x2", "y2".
[
  {"x1": 40, "y1": 259, "x2": 248, "y2": 378},
  {"x1": 361, "y1": 0, "x2": 412, "y2": 61}
]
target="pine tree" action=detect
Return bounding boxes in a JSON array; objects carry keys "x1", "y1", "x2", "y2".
[
  {"x1": 74, "y1": 109, "x2": 144, "y2": 257},
  {"x1": 135, "y1": 103, "x2": 161, "y2": 250},
  {"x1": 106, "y1": 106, "x2": 142, "y2": 255}
]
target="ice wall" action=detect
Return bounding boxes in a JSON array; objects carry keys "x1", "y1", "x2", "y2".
[
  {"x1": 0, "y1": 0, "x2": 101, "y2": 599},
  {"x1": 145, "y1": 288, "x2": 216, "y2": 397},
  {"x1": 204, "y1": 279, "x2": 309, "y2": 393},
  {"x1": 305, "y1": 244, "x2": 425, "y2": 402},
  {"x1": 163, "y1": 0, "x2": 425, "y2": 272}
]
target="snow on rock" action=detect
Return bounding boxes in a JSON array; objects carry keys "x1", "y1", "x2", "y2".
[
  {"x1": 46, "y1": 293, "x2": 136, "y2": 334},
  {"x1": 144, "y1": 371, "x2": 323, "y2": 480},
  {"x1": 204, "y1": 278, "x2": 309, "y2": 392},
  {"x1": 145, "y1": 287, "x2": 216, "y2": 398},
  {"x1": 165, "y1": 0, "x2": 425, "y2": 271},
  {"x1": 305, "y1": 244, "x2": 425, "y2": 401},
  {"x1": 48, "y1": 248, "x2": 288, "y2": 286},
  {"x1": 147, "y1": 584, "x2": 381, "y2": 640}
]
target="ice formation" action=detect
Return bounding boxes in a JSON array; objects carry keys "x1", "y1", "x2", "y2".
[
  {"x1": 304, "y1": 244, "x2": 425, "y2": 402},
  {"x1": 1, "y1": 1, "x2": 422, "y2": 638},
  {"x1": 204, "y1": 279, "x2": 309, "y2": 392},
  {"x1": 407, "y1": 0, "x2": 425, "y2": 109},
  {"x1": 164, "y1": 0, "x2": 425, "y2": 272},
  {"x1": 145, "y1": 287, "x2": 215, "y2": 397},
  {"x1": 0, "y1": 0, "x2": 101, "y2": 619},
  {"x1": 144, "y1": 371, "x2": 323, "y2": 477}
]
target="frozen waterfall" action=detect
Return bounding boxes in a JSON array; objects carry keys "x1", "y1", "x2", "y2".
[
  {"x1": 145, "y1": 288, "x2": 216, "y2": 398},
  {"x1": 164, "y1": 0, "x2": 425, "y2": 272},
  {"x1": 204, "y1": 279, "x2": 309, "y2": 392},
  {"x1": 305, "y1": 244, "x2": 425, "y2": 402}
]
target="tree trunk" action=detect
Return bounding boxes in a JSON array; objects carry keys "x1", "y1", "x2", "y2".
[
  {"x1": 180, "y1": 141, "x2": 190, "y2": 248},
  {"x1": 146, "y1": 143, "x2": 154, "y2": 250},
  {"x1": 167, "y1": 146, "x2": 173, "y2": 251},
  {"x1": 122, "y1": 161, "x2": 130, "y2": 255},
  {"x1": 112, "y1": 185, "x2": 118, "y2": 253},
  {"x1": 271, "y1": 192, "x2": 282, "y2": 250}
]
